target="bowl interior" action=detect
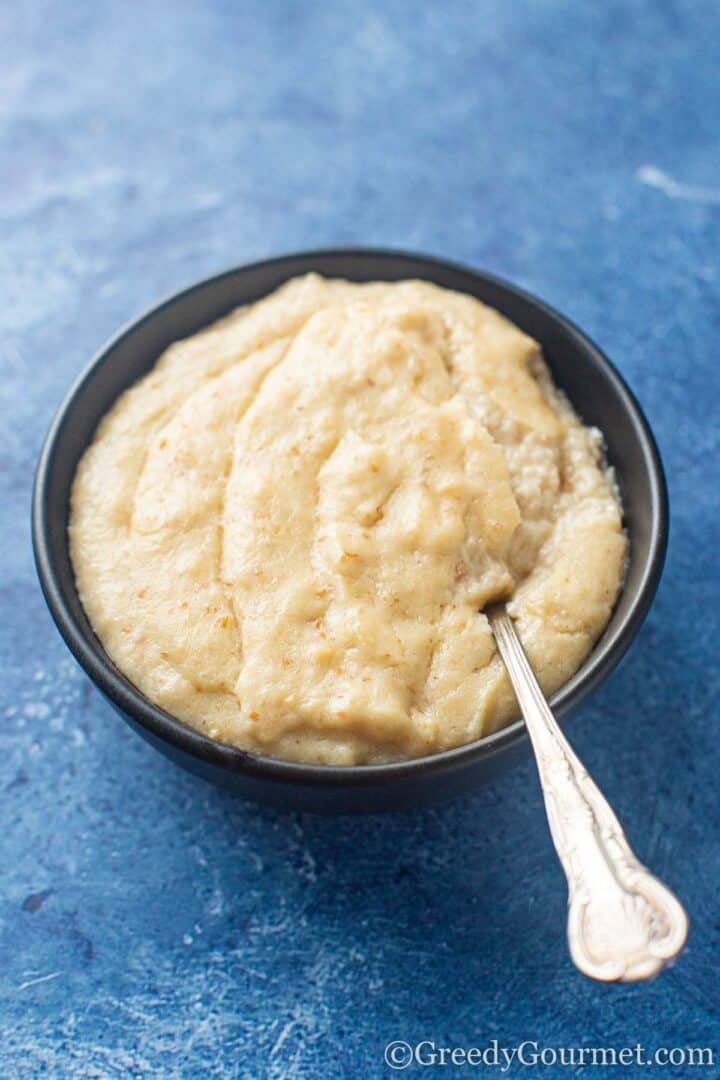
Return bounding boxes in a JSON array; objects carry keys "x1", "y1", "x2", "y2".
[{"x1": 33, "y1": 249, "x2": 667, "y2": 779}]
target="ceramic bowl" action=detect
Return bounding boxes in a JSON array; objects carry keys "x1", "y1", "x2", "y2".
[{"x1": 32, "y1": 249, "x2": 668, "y2": 812}]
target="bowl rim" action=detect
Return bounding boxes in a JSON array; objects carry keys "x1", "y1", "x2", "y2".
[{"x1": 32, "y1": 246, "x2": 668, "y2": 788}]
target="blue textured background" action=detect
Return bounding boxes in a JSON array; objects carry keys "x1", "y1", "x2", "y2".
[{"x1": 2, "y1": 2, "x2": 719, "y2": 1076}]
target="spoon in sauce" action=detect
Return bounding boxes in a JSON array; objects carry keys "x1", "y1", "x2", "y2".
[{"x1": 487, "y1": 605, "x2": 688, "y2": 982}]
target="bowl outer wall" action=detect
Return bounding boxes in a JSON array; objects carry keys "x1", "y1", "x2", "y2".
[{"x1": 32, "y1": 249, "x2": 668, "y2": 813}]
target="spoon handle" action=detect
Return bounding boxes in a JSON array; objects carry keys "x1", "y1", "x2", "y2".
[{"x1": 488, "y1": 607, "x2": 688, "y2": 982}]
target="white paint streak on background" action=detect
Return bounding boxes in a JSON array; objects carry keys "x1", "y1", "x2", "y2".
[
  {"x1": 637, "y1": 165, "x2": 720, "y2": 204},
  {"x1": 18, "y1": 972, "x2": 60, "y2": 992}
]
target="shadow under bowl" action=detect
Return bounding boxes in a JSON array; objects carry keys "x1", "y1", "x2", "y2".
[{"x1": 32, "y1": 248, "x2": 668, "y2": 813}]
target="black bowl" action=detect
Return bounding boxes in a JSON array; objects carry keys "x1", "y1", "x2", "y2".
[{"x1": 32, "y1": 249, "x2": 668, "y2": 813}]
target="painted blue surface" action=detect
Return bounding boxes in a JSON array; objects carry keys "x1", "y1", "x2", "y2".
[{"x1": 2, "y1": 1, "x2": 719, "y2": 1076}]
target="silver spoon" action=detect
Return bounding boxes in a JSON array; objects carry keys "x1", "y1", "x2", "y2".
[{"x1": 488, "y1": 605, "x2": 688, "y2": 982}]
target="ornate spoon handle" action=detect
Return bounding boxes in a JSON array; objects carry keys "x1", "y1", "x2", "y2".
[{"x1": 488, "y1": 607, "x2": 688, "y2": 982}]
